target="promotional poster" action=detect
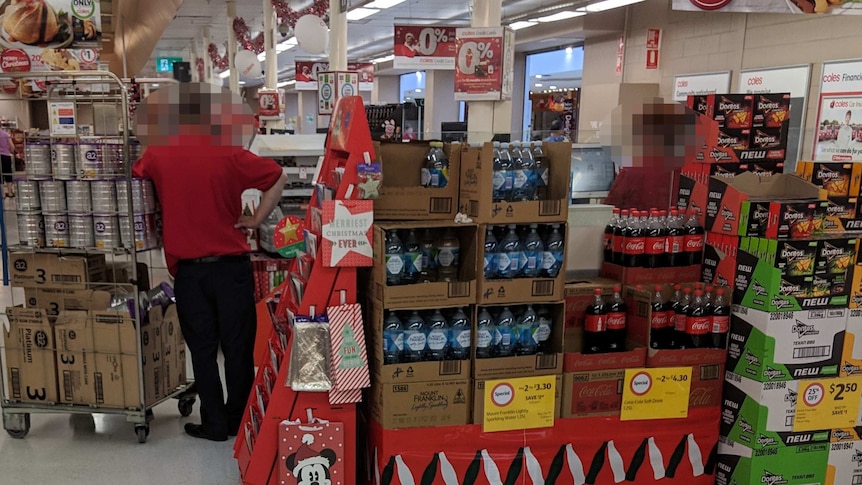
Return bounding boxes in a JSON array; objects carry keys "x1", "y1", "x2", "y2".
[{"x1": 393, "y1": 25, "x2": 457, "y2": 70}]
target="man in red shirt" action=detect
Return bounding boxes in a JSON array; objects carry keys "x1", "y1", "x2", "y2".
[{"x1": 134, "y1": 86, "x2": 287, "y2": 441}]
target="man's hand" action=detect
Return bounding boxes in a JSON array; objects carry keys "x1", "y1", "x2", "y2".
[{"x1": 234, "y1": 215, "x2": 259, "y2": 237}]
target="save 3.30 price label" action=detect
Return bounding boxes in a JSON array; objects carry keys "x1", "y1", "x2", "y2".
[
  {"x1": 794, "y1": 377, "x2": 862, "y2": 431},
  {"x1": 621, "y1": 367, "x2": 691, "y2": 421},
  {"x1": 483, "y1": 375, "x2": 556, "y2": 433}
]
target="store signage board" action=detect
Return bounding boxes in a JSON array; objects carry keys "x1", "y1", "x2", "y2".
[
  {"x1": 156, "y1": 57, "x2": 183, "y2": 73},
  {"x1": 672, "y1": 71, "x2": 731, "y2": 102},
  {"x1": 320, "y1": 200, "x2": 373, "y2": 268},
  {"x1": 673, "y1": 0, "x2": 862, "y2": 14},
  {"x1": 482, "y1": 375, "x2": 556, "y2": 433},
  {"x1": 814, "y1": 59, "x2": 862, "y2": 162},
  {"x1": 620, "y1": 367, "x2": 691, "y2": 421},
  {"x1": 258, "y1": 89, "x2": 282, "y2": 121},
  {"x1": 393, "y1": 25, "x2": 457, "y2": 70},
  {"x1": 454, "y1": 27, "x2": 516, "y2": 101},
  {"x1": 296, "y1": 61, "x2": 374, "y2": 91},
  {"x1": 49, "y1": 101, "x2": 76, "y2": 136},
  {"x1": 793, "y1": 377, "x2": 862, "y2": 431}
]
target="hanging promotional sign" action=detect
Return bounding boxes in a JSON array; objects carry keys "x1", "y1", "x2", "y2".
[
  {"x1": 672, "y1": 71, "x2": 731, "y2": 102},
  {"x1": 0, "y1": 0, "x2": 101, "y2": 72},
  {"x1": 674, "y1": 0, "x2": 862, "y2": 14},
  {"x1": 318, "y1": 71, "x2": 359, "y2": 116},
  {"x1": 258, "y1": 89, "x2": 282, "y2": 121},
  {"x1": 321, "y1": 200, "x2": 373, "y2": 268},
  {"x1": 295, "y1": 61, "x2": 373, "y2": 91},
  {"x1": 393, "y1": 25, "x2": 457, "y2": 70},
  {"x1": 453, "y1": 26, "x2": 515, "y2": 101},
  {"x1": 814, "y1": 59, "x2": 862, "y2": 162}
]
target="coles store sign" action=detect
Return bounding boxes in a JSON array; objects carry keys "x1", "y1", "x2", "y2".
[
  {"x1": 688, "y1": 0, "x2": 732, "y2": 8},
  {"x1": 1, "y1": 49, "x2": 30, "y2": 72}
]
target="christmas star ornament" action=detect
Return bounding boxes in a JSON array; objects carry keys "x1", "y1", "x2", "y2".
[
  {"x1": 321, "y1": 200, "x2": 373, "y2": 267},
  {"x1": 273, "y1": 215, "x2": 306, "y2": 258}
]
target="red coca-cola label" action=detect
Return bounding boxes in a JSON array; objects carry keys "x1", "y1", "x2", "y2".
[
  {"x1": 667, "y1": 235, "x2": 685, "y2": 254},
  {"x1": 585, "y1": 314, "x2": 606, "y2": 332},
  {"x1": 674, "y1": 312, "x2": 687, "y2": 332},
  {"x1": 1, "y1": 49, "x2": 31, "y2": 73},
  {"x1": 645, "y1": 236, "x2": 665, "y2": 255},
  {"x1": 684, "y1": 234, "x2": 705, "y2": 252},
  {"x1": 607, "y1": 312, "x2": 626, "y2": 330},
  {"x1": 613, "y1": 235, "x2": 625, "y2": 254},
  {"x1": 687, "y1": 316, "x2": 711, "y2": 335},
  {"x1": 711, "y1": 315, "x2": 729, "y2": 333},
  {"x1": 650, "y1": 311, "x2": 669, "y2": 330},
  {"x1": 604, "y1": 233, "x2": 613, "y2": 251},
  {"x1": 623, "y1": 237, "x2": 645, "y2": 255}
]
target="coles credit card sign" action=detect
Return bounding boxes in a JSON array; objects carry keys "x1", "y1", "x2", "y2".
[
  {"x1": 483, "y1": 375, "x2": 556, "y2": 433},
  {"x1": 794, "y1": 377, "x2": 862, "y2": 431},
  {"x1": 454, "y1": 27, "x2": 515, "y2": 101},
  {"x1": 621, "y1": 367, "x2": 691, "y2": 421},
  {"x1": 393, "y1": 25, "x2": 457, "y2": 70}
]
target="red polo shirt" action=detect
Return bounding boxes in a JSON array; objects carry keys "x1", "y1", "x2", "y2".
[{"x1": 132, "y1": 135, "x2": 283, "y2": 275}]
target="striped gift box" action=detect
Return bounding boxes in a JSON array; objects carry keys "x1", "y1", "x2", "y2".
[{"x1": 327, "y1": 303, "x2": 370, "y2": 405}]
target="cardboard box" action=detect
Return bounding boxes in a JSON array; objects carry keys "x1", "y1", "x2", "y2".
[
  {"x1": 701, "y1": 233, "x2": 739, "y2": 287},
  {"x1": 676, "y1": 175, "x2": 709, "y2": 219},
  {"x1": 8, "y1": 252, "x2": 106, "y2": 289},
  {"x1": 752, "y1": 93, "x2": 791, "y2": 129},
  {"x1": 162, "y1": 305, "x2": 186, "y2": 396},
  {"x1": 2, "y1": 307, "x2": 59, "y2": 403},
  {"x1": 373, "y1": 141, "x2": 462, "y2": 220},
  {"x1": 54, "y1": 311, "x2": 96, "y2": 404},
  {"x1": 371, "y1": 222, "x2": 477, "y2": 309},
  {"x1": 459, "y1": 142, "x2": 570, "y2": 224},
  {"x1": 687, "y1": 94, "x2": 754, "y2": 129},
  {"x1": 728, "y1": 305, "x2": 846, "y2": 382},
  {"x1": 477, "y1": 223, "x2": 566, "y2": 305},
  {"x1": 827, "y1": 428, "x2": 862, "y2": 485},
  {"x1": 140, "y1": 307, "x2": 164, "y2": 405},
  {"x1": 716, "y1": 437, "x2": 829, "y2": 485},
  {"x1": 368, "y1": 300, "x2": 472, "y2": 384},
  {"x1": 563, "y1": 278, "x2": 620, "y2": 350},
  {"x1": 369, "y1": 378, "x2": 471, "y2": 429},
  {"x1": 24, "y1": 288, "x2": 112, "y2": 319},
  {"x1": 473, "y1": 374, "x2": 561, "y2": 424},
  {"x1": 599, "y1": 262, "x2": 701, "y2": 287},
  {"x1": 841, "y1": 309, "x2": 862, "y2": 376},
  {"x1": 797, "y1": 161, "x2": 862, "y2": 198},
  {"x1": 91, "y1": 310, "x2": 144, "y2": 409},
  {"x1": 472, "y1": 302, "x2": 564, "y2": 380}
]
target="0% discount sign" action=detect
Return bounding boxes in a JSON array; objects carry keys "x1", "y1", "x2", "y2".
[
  {"x1": 620, "y1": 367, "x2": 691, "y2": 421},
  {"x1": 794, "y1": 378, "x2": 862, "y2": 431}
]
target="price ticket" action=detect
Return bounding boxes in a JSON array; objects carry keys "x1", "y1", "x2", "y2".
[
  {"x1": 621, "y1": 367, "x2": 691, "y2": 421},
  {"x1": 794, "y1": 377, "x2": 862, "y2": 432},
  {"x1": 483, "y1": 375, "x2": 556, "y2": 433}
]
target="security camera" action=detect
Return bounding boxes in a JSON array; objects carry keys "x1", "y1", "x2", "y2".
[{"x1": 278, "y1": 23, "x2": 290, "y2": 36}]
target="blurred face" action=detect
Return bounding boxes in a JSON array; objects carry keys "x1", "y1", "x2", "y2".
[
  {"x1": 604, "y1": 102, "x2": 698, "y2": 169},
  {"x1": 405, "y1": 33, "x2": 415, "y2": 46}
]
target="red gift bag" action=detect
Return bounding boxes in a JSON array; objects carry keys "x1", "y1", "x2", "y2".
[{"x1": 279, "y1": 410, "x2": 346, "y2": 485}]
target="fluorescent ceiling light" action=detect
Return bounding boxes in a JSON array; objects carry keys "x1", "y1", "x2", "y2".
[
  {"x1": 239, "y1": 81, "x2": 246, "y2": 85},
  {"x1": 277, "y1": 80, "x2": 296, "y2": 88},
  {"x1": 219, "y1": 70, "x2": 230, "y2": 79},
  {"x1": 566, "y1": 46, "x2": 573, "y2": 54},
  {"x1": 584, "y1": 0, "x2": 646, "y2": 12},
  {"x1": 257, "y1": 52, "x2": 266, "y2": 61},
  {"x1": 535, "y1": 74, "x2": 542, "y2": 79},
  {"x1": 277, "y1": 37, "x2": 297, "y2": 52},
  {"x1": 509, "y1": 21, "x2": 537, "y2": 31},
  {"x1": 550, "y1": 85, "x2": 558, "y2": 89},
  {"x1": 415, "y1": 88, "x2": 422, "y2": 93},
  {"x1": 536, "y1": 11, "x2": 585, "y2": 22},
  {"x1": 535, "y1": 83, "x2": 542, "y2": 87},
  {"x1": 151, "y1": 84, "x2": 160, "y2": 88},
  {"x1": 365, "y1": 0, "x2": 407, "y2": 8},
  {"x1": 371, "y1": 54, "x2": 395, "y2": 64},
  {"x1": 346, "y1": 8, "x2": 379, "y2": 20}
]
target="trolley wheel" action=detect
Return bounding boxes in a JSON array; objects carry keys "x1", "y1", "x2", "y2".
[
  {"x1": 4, "y1": 413, "x2": 30, "y2": 439},
  {"x1": 135, "y1": 424, "x2": 150, "y2": 444},
  {"x1": 178, "y1": 398, "x2": 195, "y2": 417}
]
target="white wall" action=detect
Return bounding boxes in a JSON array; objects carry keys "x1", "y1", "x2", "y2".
[
  {"x1": 0, "y1": 95, "x2": 31, "y2": 130},
  {"x1": 424, "y1": 70, "x2": 458, "y2": 137},
  {"x1": 372, "y1": 75, "x2": 400, "y2": 105}
]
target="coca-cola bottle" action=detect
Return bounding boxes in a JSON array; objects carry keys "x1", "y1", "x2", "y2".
[
  {"x1": 604, "y1": 208, "x2": 620, "y2": 263},
  {"x1": 667, "y1": 284, "x2": 683, "y2": 349},
  {"x1": 674, "y1": 287, "x2": 692, "y2": 349},
  {"x1": 686, "y1": 289, "x2": 711, "y2": 348},
  {"x1": 684, "y1": 210, "x2": 705, "y2": 266},
  {"x1": 583, "y1": 289, "x2": 607, "y2": 354},
  {"x1": 624, "y1": 211, "x2": 646, "y2": 267},
  {"x1": 613, "y1": 209, "x2": 630, "y2": 265},
  {"x1": 645, "y1": 210, "x2": 667, "y2": 268},
  {"x1": 606, "y1": 285, "x2": 627, "y2": 352},
  {"x1": 710, "y1": 288, "x2": 730, "y2": 349},
  {"x1": 703, "y1": 285, "x2": 715, "y2": 315},
  {"x1": 666, "y1": 209, "x2": 685, "y2": 267},
  {"x1": 650, "y1": 285, "x2": 669, "y2": 349}
]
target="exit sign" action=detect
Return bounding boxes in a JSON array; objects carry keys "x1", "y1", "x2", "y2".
[{"x1": 156, "y1": 57, "x2": 183, "y2": 72}]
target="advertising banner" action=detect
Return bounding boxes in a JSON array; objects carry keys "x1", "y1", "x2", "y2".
[
  {"x1": 295, "y1": 61, "x2": 373, "y2": 91},
  {"x1": 673, "y1": 0, "x2": 862, "y2": 14},
  {"x1": 393, "y1": 25, "x2": 457, "y2": 70},
  {"x1": 454, "y1": 27, "x2": 515, "y2": 102},
  {"x1": 0, "y1": 0, "x2": 101, "y2": 72},
  {"x1": 672, "y1": 71, "x2": 731, "y2": 102},
  {"x1": 258, "y1": 89, "x2": 281, "y2": 120},
  {"x1": 814, "y1": 59, "x2": 862, "y2": 162}
]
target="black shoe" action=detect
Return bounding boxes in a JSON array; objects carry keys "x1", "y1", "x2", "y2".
[{"x1": 184, "y1": 423, "x2": 228, "y2": 442}]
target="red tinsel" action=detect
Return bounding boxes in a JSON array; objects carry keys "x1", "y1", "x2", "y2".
[
  {"x1": 271, "y1": 0, "x2": 329, "y2": 30},
  {"x1": 195, "y1": 58, "x2": 205, "y2": 81},
  {"x1": 207, "y1": 43, "x2": 230, "y2": 71},
  {"x1": 232, "y1": 17, "x2": 266, "y2": 54}
]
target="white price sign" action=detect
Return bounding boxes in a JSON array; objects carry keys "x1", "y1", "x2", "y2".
[{"x1": 672, "y1": 71, "x2": 732, "y2": 102}]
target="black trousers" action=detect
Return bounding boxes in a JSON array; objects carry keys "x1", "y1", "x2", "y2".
[{"x1": 174, "y1": 257, "x2": 256, "y2": 435}]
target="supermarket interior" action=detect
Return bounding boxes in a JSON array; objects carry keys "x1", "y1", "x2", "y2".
[{"x1": 2, "y1": 0, "x2": 862, "y2": 484}]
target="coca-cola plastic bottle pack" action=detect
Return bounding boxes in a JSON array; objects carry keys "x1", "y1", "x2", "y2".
[
  {"x1": 649, "y1": 285, "x2": 670, "y2": 349},
  {"x1": 604, "y1": 207, "x2": 706, "y2": 269},
  {"x1": 623, "y1": 211, "x2": 646, "y2": 267},
  {"x1": 604, "y1": 208, "x2": 620, "y2": 263},
  {"x1": 644, "y1": 210, "x2": 667, "y2": 268},
  {"x1": 686, "y1": 289, "x2": 711, "y2": 348},
  {"x1": 684, "y1": 210, "x2": 705, "y2": 266},
  {"x1": 583, "y1": 288, "x2": 607, "y2": 354},
  {"x1": 606, "y1": 285, "x2": 627, "y2": 352}
]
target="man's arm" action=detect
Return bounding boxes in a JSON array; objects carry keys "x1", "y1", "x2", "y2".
[{"x1": 235, "y1": 171, "x2": 288, "y2": 230}]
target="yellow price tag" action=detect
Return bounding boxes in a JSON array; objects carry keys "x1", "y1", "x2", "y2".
[
  {"x1": 794, "y1": 377, "x2": 862, "y2": 432},
  {"x1": 620, "y1": 367, "x2": 691, "y2": 421},
  {"x1": 483, "y1": 375, "x2": 556, "y2": 433}
]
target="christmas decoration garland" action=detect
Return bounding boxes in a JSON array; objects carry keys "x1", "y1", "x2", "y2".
[
  {"x1": 208, "y1": 43, "x2": 230, "y2": 71},
  {"x1": 272, "y1": 0, "x2": 330, "y2": 29},
  {"x1": 233, "y1": 17, "x2": 265, "y2": 54}
]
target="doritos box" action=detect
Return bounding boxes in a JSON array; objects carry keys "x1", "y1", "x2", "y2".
[
  {"x1": 753, "y1": 93, "x2": 791, "y2": 128},
  {"x1": 797, "y1": 161, "x2": 862, "y2": 197},
  {"x1": 676, "y1": 175, "x2": 708, "y2": 223},
  {"x1": 750, "y1": 127, "x2": 787, "y2": 160},
  {"x1": 717, "y1": 128, "x2": 751, "y2": 151},
  {"x1": 688, "y1": 94, "x2": 754, "y2": 129},
  {"x1": 748, "y1": 160, "x2": 785, "y2": 177}
]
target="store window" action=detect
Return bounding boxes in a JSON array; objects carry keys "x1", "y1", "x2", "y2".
[
  {"x1": 522, "y1": 46, "x2": 584, "y2": 142},
  {"x1": 398, "y1": 71, "x2": 425, "y2": 140}
]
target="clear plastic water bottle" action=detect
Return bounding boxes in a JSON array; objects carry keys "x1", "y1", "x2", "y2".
[
  {"x1": 419, "y1": 229, "x2": 437, "y2": 282},
  {"x1": 425, "y1": 309, "x2": 449, "y2": 361},
  {"x1": 535, "y1": 306, "x2": 553, "y2": 353},
  {"x1": 532, "y1": 141, "x2": 548, "y2": 200},
  {"x1": 383, "y1": 312, "x2": 404, "y2": 364},
  {"x1": 403, "y1": 311, "x2": 426, "y2": 362},
  {"x1": 496, "y1": 307, "x2": 517, "y2": 357},
  {"x1": 421, "y1": 142, "x2": 449, "y2": 188},
  {"x1": 497, "y1": 225, "x2": 522, "y2": 279},
  {"x1": 513, "y1": 142, "x2": 537, "y2": 201},
  {"x1": 402, "y1": 229, "x2": 422, "y2": 285},
  {"x1": 436, "y1": 228, "x2": 460, "y2": 282},
  {"x1": 483, "y1": 226, "x2": 499, "y2": 280},
  {"x1": 385, "y1": 229, "x2": 405, "y2": 286},
  {"x1": 522, "y1": 224, "x2": 544, "y2": 278},
  {"x1": 476, "y1": 308, "x2": 495, "y2": 359},
  {"x1": 516, "y1": 304, "x2": 538, "y2": 355},
  {"x1": 542, "y1": 223, "x2": 564, "y2": 278},
  {"x1": 448, "y1": 307, "x2": 471, "y2": 361},
  {"x1": 493, "y1": 142, "x2": 515, "y2": 202}
]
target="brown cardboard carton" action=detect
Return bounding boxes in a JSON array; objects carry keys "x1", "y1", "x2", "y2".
[
  {"x1": 3, "y1": 307, "x2": 59, "y2": 403},
  {"x1": 371, "y1": 222, "x2": 477, "y2": 309},
  {"x1": 162, "y1": 305, "x2": 186, "y2": 395},
  {"x1": 472, "y1": 302, "x2": 564, "y2": 380},
  {"x1": 8, "y1": 252, "x2": 106, "y2": 289},
  {"x1": 473, "y1": 374, "x2": 562, "y2": 424},
  {"x1": 369, "y1": 378, "x2": 471, "y2": 429},
  {"x1": 104, "y1": 262, "x2": 151, "y2": 291},
  {"x1": 24, "y1": 287, "x2": 112, "y2": 319},
  {"x1": 91, "y1": 311, "x2": 144, "y2": 409},
  {"x1": 140, "y1": 307, "x2": 164, "y2": 405},
  {"x1": 368, "y1": 300, "x2": 471, "y2": 383},
  {"x1": 373, "y1": 141, "x2": 462, "y2": 220},
  {"x1": 599, "y1": 263, "x2": 702, "y2": 287},
  {"x1": 477, "y1": 223, "x2": 566, "y2": 305},
  {"x1": 561, "y1": 369, "x2": 625, "y2": 418},
  {"x1": 54, "y1": 311, "x2": 96, "y2": 404},
  {"x1": 564, "y1": 278, "x2": 620, "y2": 352},
  {"x1": 459, "y1": 142, "x2": 570, "y2": 224}
]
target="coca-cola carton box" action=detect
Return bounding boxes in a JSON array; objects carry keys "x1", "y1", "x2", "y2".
[
  {"x1": 472, "y1": 374, "x2": 561, "y2": 424},
  {"x1": 458, "y1": 142, "x2": 571, "y2": 224},
  {"x1": 716, "y1": 436, "x2": 829, "y2": 485},
  {"x1": 727, "y1": 305, "x2": 846, "y2": 383},
  {"x1": 752, "y1": 93, "x2": 791, "y2": 129},
  {"x1": 476, "y1": 223, "x2": 566, "y2": 306},
  {"x1": 826, "y1": 428, "x2": 862, "y2": 485},
  {"x1": 564, "y1": 278, "x2": 620, "y2": 350},
  {"x1": 560, "y1": 349, "x2": 646, "y2": 419},
  {"x1": 840, "y1": 308, "x2": 862, "y2": 376},
  {"x1": 599, "y1": 263, "x2": 702, "y2": 287}
]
